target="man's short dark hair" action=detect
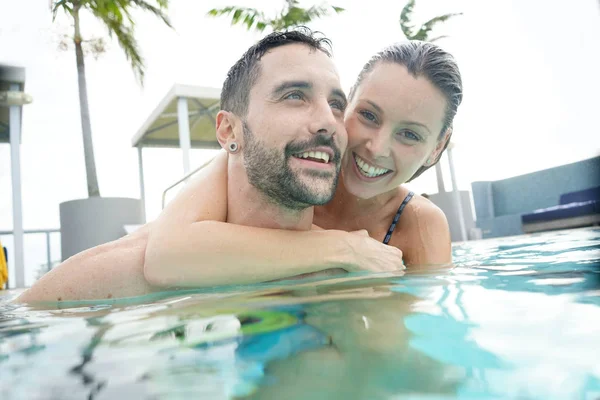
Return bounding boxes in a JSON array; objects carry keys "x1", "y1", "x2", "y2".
[{"x1": 220, "y1": 27, "x2": 333, "y2": 117}]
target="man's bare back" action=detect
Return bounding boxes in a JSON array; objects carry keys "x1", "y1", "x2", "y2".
[
  {"x1": 14, "y1": 221, "x2": 346, "y2": 303},
  {"x1": 16, "y1": 224, "x2": 156, "y2": 303}
]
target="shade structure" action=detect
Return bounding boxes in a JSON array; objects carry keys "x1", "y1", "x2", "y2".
[
  {"x1": 131, "y1": 84, "x2": 222, "y2": 219},
  {"x1": 0, "y1": 64, "x2": 28, "y2": 288}
]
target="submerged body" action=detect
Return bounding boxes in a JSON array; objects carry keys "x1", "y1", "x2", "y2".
[{"x1": 4, "y1": 228, "x2": 598, "y2": 399}]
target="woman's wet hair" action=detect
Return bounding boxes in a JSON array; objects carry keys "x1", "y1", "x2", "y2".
[{"x1": 349, "y1": 41, "x2": 463, "y2": 181}]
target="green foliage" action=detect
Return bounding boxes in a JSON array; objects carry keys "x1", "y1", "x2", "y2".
[
  {"x1": 207, "y1": 0, "x2": 344, "y2": 33},
  {"x1": 400, "y1": 0, "x2": 461, "y2": 42},
  {"x1": 52, "y1": 0, "x2": 172, "y2": 85}
]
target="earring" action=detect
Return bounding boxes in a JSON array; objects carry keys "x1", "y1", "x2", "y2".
[{"x1": 228, "y1": 142, "x2": 239, "y2": 153}]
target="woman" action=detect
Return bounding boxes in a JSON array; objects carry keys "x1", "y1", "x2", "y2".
[
  {"x1": 313, "y1": 41, "x2": 462, "y2": 264},
  {"x1": 145, "y1": 40, "x2": 463, "y2": 288}
]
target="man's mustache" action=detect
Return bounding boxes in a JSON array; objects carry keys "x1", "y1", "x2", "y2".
[{"x1": 286, "y1": 134, "x2": 342, "y2": 164}]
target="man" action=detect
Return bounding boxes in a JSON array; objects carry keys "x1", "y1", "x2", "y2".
[{"x1": 16, "y1": 29, "x2": 402, "y2": 303}]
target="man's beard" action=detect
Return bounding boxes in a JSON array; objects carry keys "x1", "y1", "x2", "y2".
[{"x1": 242, "y1": 121, "x2": 342, "y2": 210}]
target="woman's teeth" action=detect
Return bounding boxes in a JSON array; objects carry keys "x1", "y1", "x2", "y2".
[
  {"x1": 354, "y1": 154, "x2": 390, "y2": 178},
  {"x1": 295, "y1": 151, "x2": 330, "y2": 163}
]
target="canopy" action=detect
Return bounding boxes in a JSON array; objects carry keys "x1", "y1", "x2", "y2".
[
  {"x1": 131, "y1": 84, "x2": 222, "y2": 220},
  {"x1": 131, "y1": 84, "x2": 221, "y2": 150}
]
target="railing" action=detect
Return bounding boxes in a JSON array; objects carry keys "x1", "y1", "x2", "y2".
[
  {"x1": 161, "y1": 153, "x2": 220, "y2": 209},
  {"x1": 0, "y1": 229, "x2": 61, "y2": 284}
]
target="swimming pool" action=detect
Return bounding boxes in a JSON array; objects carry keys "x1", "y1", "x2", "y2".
[{"x1": 1, "y1": 227, "x2": 599, "y2": 399}]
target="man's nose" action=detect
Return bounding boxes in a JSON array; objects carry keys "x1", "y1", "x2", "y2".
[{"x1": 308, "y1": 99, "x2": 338, "y2": 136}]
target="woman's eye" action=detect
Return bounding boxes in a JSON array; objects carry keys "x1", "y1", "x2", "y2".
[
  {"x1": 399, "y1": 130, "x2": 421, "y2": 141},
  {"x1": 359, "y1": 110, "x2": 378, "y2": 123}
]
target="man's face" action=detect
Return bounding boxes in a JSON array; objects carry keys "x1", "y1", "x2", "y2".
[{"x1": 240, "y1": 43, "x2": 348, "y2": 210}]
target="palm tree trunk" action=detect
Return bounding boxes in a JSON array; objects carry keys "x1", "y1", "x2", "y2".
[{"x1": 73, "y1": 3, "x2": 100, "y2": 197}]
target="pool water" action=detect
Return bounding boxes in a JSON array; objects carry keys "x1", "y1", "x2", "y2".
[{"x1": 1, "y1": 227, "x2": 599, "y2": 399}]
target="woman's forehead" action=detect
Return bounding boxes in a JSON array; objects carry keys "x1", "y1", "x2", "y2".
[{"x1": 355, "y1": 63, "x2": 447, "y2": 124}]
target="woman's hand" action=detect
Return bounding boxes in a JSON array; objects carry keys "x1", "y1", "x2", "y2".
[{"x1": 342, "y1": 230, "x2": 405, "y2": 273}]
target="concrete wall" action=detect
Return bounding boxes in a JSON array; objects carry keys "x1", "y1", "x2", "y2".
[
  {"x1": 60, "y1": 197, "x2": 144, "y2": 261},
  {"x1": 428, "y1": 190, "x2": 476, "y2": 242}
]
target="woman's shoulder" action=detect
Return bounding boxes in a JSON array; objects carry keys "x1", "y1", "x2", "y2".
[
  {"x1": 399, "y1": 191, "x2": 448, "y2": 231},
  {"x1": 388, "y1": 189, "x2": 451, "y2": 264}
]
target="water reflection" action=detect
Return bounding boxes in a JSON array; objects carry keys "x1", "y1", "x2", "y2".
[{"x1": 0, "y1": 228, "x2": 599, "y2": 399}]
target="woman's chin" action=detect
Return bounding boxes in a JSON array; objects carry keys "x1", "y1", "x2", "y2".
[{"x1": 341, "y1": 175, "x2": 378, "y2": 200}]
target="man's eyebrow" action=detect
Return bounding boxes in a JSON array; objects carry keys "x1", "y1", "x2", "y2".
[{"x1": 272, "y1": 81, "x2": 312, "y2": 96}]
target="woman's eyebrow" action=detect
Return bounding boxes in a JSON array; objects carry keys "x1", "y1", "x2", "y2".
[
  {"x1": 365, "y1": 100, "x2": 384, "y2": 116},
  {"x1": 364, "y1": 99, "x2": 432, "y2": 135}
]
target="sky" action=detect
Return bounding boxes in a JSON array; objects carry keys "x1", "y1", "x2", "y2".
[{"x1": 1, "y1": 0, "x2": 599, "y2": 285}]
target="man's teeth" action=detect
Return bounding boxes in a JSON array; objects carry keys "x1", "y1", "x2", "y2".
[
  {"x1": 296, "y1": 151, "x2": 330, "y2": 163},
  {"x1": 354, "y1": 154, "x2": 390, "y2": 178}
]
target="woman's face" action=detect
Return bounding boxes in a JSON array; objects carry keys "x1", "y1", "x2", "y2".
[{"x1": 341, "y1": 62, "x2": 449, "y2": 200}]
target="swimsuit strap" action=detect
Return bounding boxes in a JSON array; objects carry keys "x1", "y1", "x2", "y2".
[{"x1": 383, "y1": 191, "x2": 415, "y2": 245}]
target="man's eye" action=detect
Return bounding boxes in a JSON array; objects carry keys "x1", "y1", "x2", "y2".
[
  {"x1": 330, "y1": 100, "x2": 346, "y2": 111},
  {"x1": 284, "y1": 91, "x2": 304, "y2": 101}
]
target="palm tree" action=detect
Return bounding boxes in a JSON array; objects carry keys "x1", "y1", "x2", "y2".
[
  {"x1": 206, "y1": 0, "x2": 344, "y2": 33},
  {"x1": 51, "y1": 0, "x2": 172, "y2": 197},
  {"x1": 400, "y1": 0, "x2": 461, "y2": 42}
]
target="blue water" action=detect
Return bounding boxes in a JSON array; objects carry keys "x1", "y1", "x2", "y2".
[{"x1": 1, "y1": 227, "x2": 599, "y2": 399}]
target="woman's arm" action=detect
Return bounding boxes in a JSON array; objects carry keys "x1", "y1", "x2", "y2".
[{"x1": 144, "y1": 152, "x2": 404, "y2": 288}]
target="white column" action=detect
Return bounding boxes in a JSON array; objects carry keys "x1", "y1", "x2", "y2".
[
  {"x1": 177, "y1": 97, "x2": 191, "y2": 175},
  {"x1": 45, "y1": 231, "x2": 52, "y2": 272},
  {"x1": 447, "y1": 145, "x2": 468, "y2": 241},
  {"x1": 137, "y1": 146, "x2": 146, "y2": 222},
  {"x1": 435, "y1": 162, "x2": 446, "y2": 193},
  {"x1": 9, "y1": 83, "x2": 25, "y2": 288}
]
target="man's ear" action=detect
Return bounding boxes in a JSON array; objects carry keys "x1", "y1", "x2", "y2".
[
  {"x1": 216, "y1": 110, "x2": 241, "y2": 151},
  {"x1": 425, "y1": 127, "x2": 452, "y2": 167}
]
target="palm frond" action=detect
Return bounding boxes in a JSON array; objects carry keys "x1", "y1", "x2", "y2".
[
  {"x1": 80, "y1": 0, "x2": 172, "y2": 85},
  {"x1": 89, "y1": 2, "x2": 146, "y2": 84},
  {"x1": 206, "y1": 6, "x2": 268, "y2": 32},
  {"x1": 429, "y1": 35, "x2": 448, "y2": 43},
  {"x1": 420, "y1": 12, "x2": 462, "y2": 32},
  {"x1": 400, "y1": 0, "x2": 416, "y2": 39},
  {"x1": 52, "y1": 0, "x2": 73, "y2": 20},
  {"x1": 108, "y1": 21, "x2": 145, "y2": 84},
  {"x1": 208, "y1": 2, "x2": 344, "y2": 33},
  {"x1": 273, "y1": 3, "x2": 344, "y2": 31},
  {"x1": 129, "y1": 0, "x2": 172, "y2": 28},
  {"x1": 413, "y1": 12, "x2": 462, "y2": 41}
]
